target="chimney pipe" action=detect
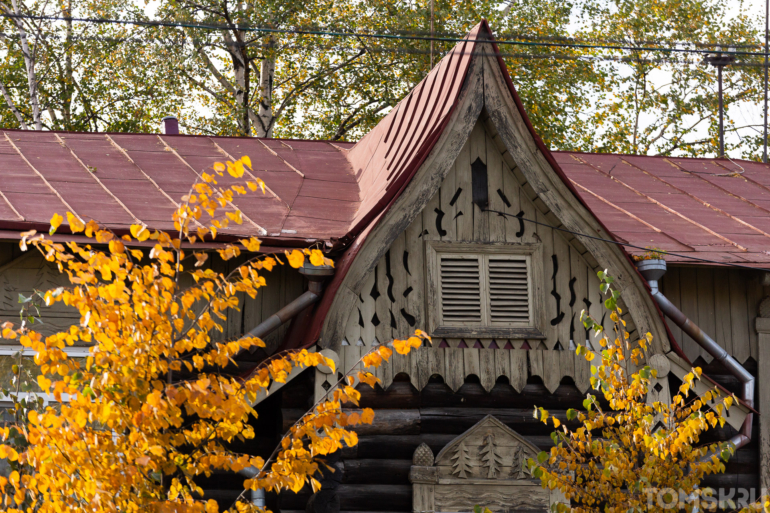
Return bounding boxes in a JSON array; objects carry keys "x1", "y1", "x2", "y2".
[
  {"x1": 160, "y1": 116, "x2": 179, "y2": 135},
  {"x1": 636, "y1": 259, "x2": 754, "y2": 453}
]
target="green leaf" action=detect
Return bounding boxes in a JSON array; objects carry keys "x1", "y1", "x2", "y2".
[
  {"x1": 474, "y1": 506, "x2": 482, "y2": 513},
  {"x1": 590, "y1": 365, "x2": 597, "y2": 375},
  {"x1": 537, "y1": 451, "x2": 549, "y2": 464},
  {"x1": 600, "y1": 283, "x2": 609, "y2": 294},
  {"x1": 605, "y1": 275, "x2": 615, "y2": 283},
  {"x1": 566, "y1": 408, "x2": 577, "y2": 420}
]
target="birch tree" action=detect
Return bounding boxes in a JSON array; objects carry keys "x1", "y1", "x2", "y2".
[{"x1": 0, "y1": 0, "x2": 184, "y2": 132}]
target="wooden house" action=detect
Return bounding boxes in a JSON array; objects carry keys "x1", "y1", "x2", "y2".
[{"x1": 0, "y1": 21, "x2": 769, "y2": 510}]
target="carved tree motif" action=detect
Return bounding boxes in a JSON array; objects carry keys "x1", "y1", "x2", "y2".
[
  {"x1": 451, "y1": 440, "x2": 472, "y2": 478},
  {"x1": 479, "y1": 433, "x2": 503, "y2": 478},
  {"x1": 510, "y1": 444, "x2": 528, "y2": 479}
]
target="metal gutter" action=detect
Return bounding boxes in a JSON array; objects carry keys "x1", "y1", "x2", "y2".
[{"x1": 636, "y1": 259, "x2": 754, "y2": 451}]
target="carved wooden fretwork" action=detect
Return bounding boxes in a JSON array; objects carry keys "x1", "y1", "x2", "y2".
[
  {"x1": 334, "y1": 345, "x2": 592, "y2": 395},
  {"x1": 409, "y1": 415, "x2": 565, "y2": 513}
]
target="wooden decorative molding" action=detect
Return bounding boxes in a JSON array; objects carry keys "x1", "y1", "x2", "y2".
[
  {"x1": 409, "y1": 415, "x2": 565, "y2": 513},
  {"x1": 336, "y1": 346, "x2": 592, "y2": 394}
]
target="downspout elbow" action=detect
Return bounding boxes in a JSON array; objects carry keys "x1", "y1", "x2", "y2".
[
  {"x1": 237, "y1": 467, "x2": 265, "y2": 507},
  {"x1": 636, "y1": 259, "x2": 754, "y2": 451}
]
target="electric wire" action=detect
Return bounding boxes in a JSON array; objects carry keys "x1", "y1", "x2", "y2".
[
  {"x1": 482, "y1": 208, "x2": 770, "y2": 272},
  {"x1": 0, "y1": 13, "x2": 767, "y2": 57}
]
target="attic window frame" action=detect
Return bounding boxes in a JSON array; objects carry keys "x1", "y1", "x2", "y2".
[{"x1": 425, "y1": 241, "x2": 546, "y2": 340}]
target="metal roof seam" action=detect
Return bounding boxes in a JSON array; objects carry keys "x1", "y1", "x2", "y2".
[
  {"x1": 255, "y1": 138, "x2": 305, "y2": 178},
  {"x1": 0, "y1": 188, "x2": 22, "y2": 221},
  {"x1": 620, "y1": 157, "x2": 770, "y2": 241},
  {"x1": 387, "y1": 46, "x2": 460, "y2": 181},
  {"x1": 663, "y1": 158, "x2": 770, "y2": 217},
  {"x1": 570, "y1": 180, "x2": 672, "y2": 237},
  {"x1": 54, "y1": 133, "x2": 142, "y2": 226},
  {"x1": 157, "y1": 135, "x2": 267, "y2": 236},
  {"x1": 3, "y1": 132, "x2": 84, "y2": 224},
  {"x1": 574, "y1": 154, "x2": 748, "y2": 252},
  {"x1": 209, "y1": 138, "x2": 289, "y2": 209},
  {"x1": 103, "y1": 134, "x2": 194, "y2": 228}
]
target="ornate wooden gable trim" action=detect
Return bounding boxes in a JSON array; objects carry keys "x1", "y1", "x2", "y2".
[
  {"x1": 409, "y1": 415, "x2": 564, "y2": 513},
  {"x1": 320, "y1": 33, "x2": 669, "y2": 354}
]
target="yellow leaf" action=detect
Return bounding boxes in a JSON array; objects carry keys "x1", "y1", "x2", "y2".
[
  {"x1": 67, "y1": 212, "x2": 84, "y2": 233},
  {"x1": 309, "y1": 249, "x2": 325, "y2": 267},
  {"x1": 241, "y1": 155, "x2": 252, "y2": 169},
  {"x1": 130, "y1": 224, "x2": 150, "y2": 242},
  {"x1": 285, "y1": 249, "x2": 305, "y2": 268},
  {"x1": 228, "y1": 161, "x2": 245, "y2": 178},
  {"x1": 49, "y1": 213, "x2": 63, "y2": 235}
]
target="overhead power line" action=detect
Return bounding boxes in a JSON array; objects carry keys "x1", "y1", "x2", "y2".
[{"x1": 0, "y1": 13, "x2": 767, "y2": 58}]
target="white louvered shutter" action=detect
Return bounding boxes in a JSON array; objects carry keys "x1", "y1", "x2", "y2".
[
  {"x1": 488, "y1": 256, "x2": 530, "y2": 324},
  {"x1": 439, "y1": 255, "x2": 482, "y2": 324}
]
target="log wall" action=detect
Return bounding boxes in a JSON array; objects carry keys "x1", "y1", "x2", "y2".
[{"x1": 278, "y1": 368, "x2": 759, "y2": 513}]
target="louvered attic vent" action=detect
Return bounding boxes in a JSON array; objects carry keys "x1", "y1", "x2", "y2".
[
  {"x1": 489, "y1": 257, "x2": 529, "y2": 323},
  {"x1": 437, "y1": 253, "x2": 532, "y2": 328},
  {"x1": 440, "y1": 257, "x2": 482, "y2": 323}
]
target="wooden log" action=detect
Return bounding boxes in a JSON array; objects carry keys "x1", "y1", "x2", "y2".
[
  {"x1": 342, "y1": 459, "x2": 412, "y2": 484},
  {"x1": 282, "y1": 408, "x2": 420, "y2": 435},
  {"x1": 345, "y1": 434, "x2": 555, "y2": 460},
  {"x1": 357, "y1": 381, "x2": 421, "y2": 409},
  {"x1": 272, "y1": 485, "x2": 419, "y2": 512},
  {"x1": 337, "y1": 485, "x2": 412, "y2": 512},
  {"x1": 419, "y1": 407, "x2": 573, "y2": 435}
]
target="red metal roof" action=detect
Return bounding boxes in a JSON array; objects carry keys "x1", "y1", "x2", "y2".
[
  {"x1": 0, "y1": 130, "x2": 356, "y2": 244},
  {"x1": 556, "y1": 152, "x2": 770, "y2": 265}
]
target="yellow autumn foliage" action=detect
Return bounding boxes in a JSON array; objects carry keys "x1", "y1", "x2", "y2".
[
  {"x1": 0, "y1": 156, "x2": 429, "y2": 512},
  {"x1": 529, "y1": 270, "x2": 738, "y2": 513}
]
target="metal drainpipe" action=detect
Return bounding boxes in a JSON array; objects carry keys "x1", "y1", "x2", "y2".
[
  {"x1": 636, "y1": 259, "x2": 754, "y2": 451},
  {"x1": 237, "y1": 467, "x2": 266, "y2": 507},
  {"x1": 240, "y1": 262, "x2": 335, "y2": 354}
]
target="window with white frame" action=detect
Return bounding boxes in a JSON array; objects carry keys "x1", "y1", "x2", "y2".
[{"x1": 426, "y1": 242, "x2": 545, "y2": 339}]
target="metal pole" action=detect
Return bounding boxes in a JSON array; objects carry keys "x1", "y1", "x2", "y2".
[
  {"x1": 762, "y1": 0, "x2": 770, "y2": 164},
  {"x1": 719, "y1": 64, "x2": 725, "y2": 157}
]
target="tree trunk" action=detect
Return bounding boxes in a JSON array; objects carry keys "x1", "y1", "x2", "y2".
[
  {"x1": 228, "y1": 30, "x2": 250, "y2": 136},
  {"x1": 11, "y1": 0, "x2": 42, "y2": 130},
  {"x1": 63, "y1": 0, "x2": 73, "y2": 129},
  {"x1": 256, "y1": 36, "x2": 276, "y2": 138}
]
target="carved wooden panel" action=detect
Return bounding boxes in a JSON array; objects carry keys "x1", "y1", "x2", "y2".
[
  {"x1": 339, "y1": 118, "x2": 637, "y2": 350},
  {"x1": 409, "y1": 415, "x2": 564, "y2": 513}
]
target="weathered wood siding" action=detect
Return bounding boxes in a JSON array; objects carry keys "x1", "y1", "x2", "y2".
[
  {"x1": 659, "y1": 265, "x2": 763, "y2": 364},
  {"x1": 340, "y1": 119, "x2": 636, "y2": 350},
  {"x1": 0, "y1": 241, "x2": 305, "y2": 347}
]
